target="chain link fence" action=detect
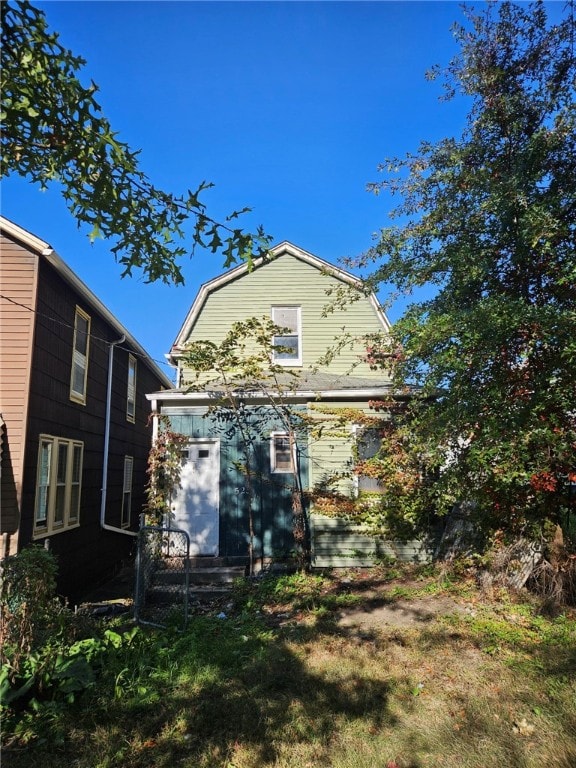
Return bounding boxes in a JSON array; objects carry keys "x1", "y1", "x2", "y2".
[{"x1": 134, "y1": 524, "x2": 190, "y2": 629}]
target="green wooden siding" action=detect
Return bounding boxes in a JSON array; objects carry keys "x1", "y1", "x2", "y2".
[
  {"x1": 164, "y1": 407, "x2": 307, "y2": 560},
  {"x1": 163, "y1": 400, "x2": 405, "y2": 565},
  {"x1": 307, "y1": 401, "x2": 386, "y2": 495},
  {"x1": 311, "y1": 515, "x2": 431, "y2": 567},
  {"x1": 305, "y1": 404, "x2": 430, "y2": 568},
  {"x1": 180, "y1": 252, "x2": 390, "y2": 382}
]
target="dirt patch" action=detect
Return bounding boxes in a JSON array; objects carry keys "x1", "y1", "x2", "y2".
[{"x1": 338, "y1": 594, "x2": 468, "y2": 630}]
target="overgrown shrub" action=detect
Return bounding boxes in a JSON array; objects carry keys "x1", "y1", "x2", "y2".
[
  {"x1": 0, "y1": 546, "x2": 64, "y2": 674},
  {"x1": 1, "y1": 547, "x2": 160, "y2": 747}
]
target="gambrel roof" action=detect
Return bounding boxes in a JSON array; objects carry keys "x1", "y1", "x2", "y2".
[{"x1": 168, "y1": 241, "x2": 390, "y2": 365}]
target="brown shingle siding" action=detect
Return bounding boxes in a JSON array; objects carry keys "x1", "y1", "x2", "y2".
[{"x1": 0, "y1": 233, "x2": 39, "y2": 554}]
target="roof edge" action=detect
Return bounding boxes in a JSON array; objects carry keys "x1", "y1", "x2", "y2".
[
  {"x1": 1, "y1": 216, "x2": 173, "y2": 389},
  {"x1": 146, "y1": 385, "x2": 410, "y2": 403},
  {"x1": 0, "y1": 215, "x2": 52, "y2": 254},
  {"x1": 168, "y1": 241, "x2": 389, "y2": 361}
]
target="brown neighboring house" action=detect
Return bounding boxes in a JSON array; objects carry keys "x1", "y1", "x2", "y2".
[{"x1": 0, "y1": 217, "x2": 173, "y2": 602}]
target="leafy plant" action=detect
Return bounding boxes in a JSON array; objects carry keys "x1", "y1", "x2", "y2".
[
  {"x1": 183, "y1": 317, "x2": 310, "y2": 572},
  {"x1": 144, "y1": 416, "x2": 190, "y2": 524},
  {"x1": 1, "y1": 0, "x2": 271, "y2": 283},
  {"x1": 0, "y1": 546, "x2": 61, "y2": 675},
  {"x1": 1, "y1": 624, "x2": 152, "y2": 746},
  {"x1": 354, "y1": 1, "x2": 576, "y2": 540}
]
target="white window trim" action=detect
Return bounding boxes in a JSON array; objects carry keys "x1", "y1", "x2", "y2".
[
  {"x1": 270, "y1": 431, "x2": 295, "y2": 474},
  {"x1": 34, "y1": 435, "x2": 83, "y2": 537},
  {"x1": 354, "y1": 424, "x2": 385, "y2": 495},
  {"x1": 126, "y1": 354, "x2": 137, "y2": 423},
  {"x1": 70, "y1": 306, "x2": 90, "y2": 404},
  {"x1": 121, "y1": 456, "x2": 133, "y2": 528},
  {"x1": 271, "y1": 305, "x2": 302, "y2": 367}
]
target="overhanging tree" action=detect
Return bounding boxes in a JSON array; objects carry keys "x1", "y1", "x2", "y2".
[
  {"x1": 1, "y1": 0, "x2": 271, "y2": 283},
  {"x1": 362, "y1": 1, "x2": 576, "y2": 538},
  {"x1": 183, "y1": 317, "x2": 309, "y2": 573}
]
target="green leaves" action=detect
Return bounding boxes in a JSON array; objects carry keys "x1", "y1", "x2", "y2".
[
  {"x1": 181, "y1": 317, "x2": 307, "y2": 572},
  {"x1": 1, "y1": 1, "x2": 272, "y2": 283},
  {"x1": 364, "y1": 1, "x2": 576, "y2": 537},
  {"x1": 144, "y1": 418, "x2": 190, "y2": 523}
]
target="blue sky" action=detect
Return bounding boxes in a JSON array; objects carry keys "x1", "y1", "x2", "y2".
[{"x1": 1, "y1": 1, "x2": 560, "y2": 381}]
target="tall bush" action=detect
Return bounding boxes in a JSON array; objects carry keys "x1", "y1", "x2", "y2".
[{"x1": 0, "y1": 546, "x2": 61, "y2": 674}]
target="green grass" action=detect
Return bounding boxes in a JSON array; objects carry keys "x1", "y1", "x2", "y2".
[{"x1": 3, "y1": 566, "x2": 575, "y2": 768}]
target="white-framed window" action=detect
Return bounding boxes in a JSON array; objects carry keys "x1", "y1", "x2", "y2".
[
  {"x1": 126, "y1": 355, "x2": 137, "y2": 423},
  {"x1": 121, "y1": 456, "x2": 133, "y2": 528},
  {"x1": 356, "y1": 427, "x2": 385, "y2": 493},
  {"x1": 271, "y1": 306, "x2": 302, "y2": 366},
  {"x1": 34, "y1": 435, "x2": 83, "y2": 536},
  {"x1": 270, "y1": 432, "x2": 294, "y2": 473},
  {"x1": 70, "y1": 306, "x2": 90, "y2": 404}
]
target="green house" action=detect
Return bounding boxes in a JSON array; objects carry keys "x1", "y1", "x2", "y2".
[{"x1": 148, "y1": 242, "x2": 426, "y2": 568}]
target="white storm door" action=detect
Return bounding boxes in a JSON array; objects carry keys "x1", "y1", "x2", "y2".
[{"x1": 171, "y1": 440, "x2": 220, "y2": 556}]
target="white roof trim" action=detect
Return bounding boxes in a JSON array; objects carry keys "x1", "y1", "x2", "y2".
[
  {"x1": 147, "y1": 386, "x2": 398, "y2": 403},
  {"x1": 0, "y1": 216, "x2": 52, "y2": 255},
  {"x1": 168, "y1": 241, "x2": 390, "y2": 361},
  {"x1": 0, "y1": 216, "x2": 173, "y2": 389}
]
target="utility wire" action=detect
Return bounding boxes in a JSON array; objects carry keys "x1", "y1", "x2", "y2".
[{"x1": 0, "y1": 293, "x2": 175, "y2": 373}]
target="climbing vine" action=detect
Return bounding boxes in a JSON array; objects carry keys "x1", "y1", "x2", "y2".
[{"x1": 144, "y1": 416, "x2": 189, "y2": 525}]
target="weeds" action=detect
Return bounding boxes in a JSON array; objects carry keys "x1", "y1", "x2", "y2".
[{"x1": 2, "y1": 563, "x2": 575, "y2": 767}]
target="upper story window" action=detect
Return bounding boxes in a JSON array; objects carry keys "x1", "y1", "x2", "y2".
[
  {"x1": 270, "y1": 432, "x2": 294, "y2": 473},
  {"x1": 70, "y1": 306, "x2": 90, "y2": 404},
  {"x1": 34, "y1": 435, "x2": 83, "y2": 536},
  {"x1": 271, "y1": 306, "x2": 301, "y2": 366},
  {"x1": 127, "y1": 355, "x2": 137, "y2": 422}
]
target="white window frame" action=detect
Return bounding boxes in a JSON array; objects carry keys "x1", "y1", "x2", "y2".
[
  {"x1": 34, "y1": 435, "x2": 83, "y2": 537},
  {"x1": 126, "y1": 354, "x2": 137, "y2": 423},
  {"x1": 70, "y1": 306, "x2": 90, "y2": 404},
  {"x1": 121, "y1": 456, "x2": 133, "y2": 528},
  {"x1": 354, "y1": 425, "x2": 385, "y2": 495},
  {"x1": 270, "y1": 432, "x2": 295, "y2": 474},
  {"x1": 271, "y1": 306, "x2": 302, "y2": 366}
]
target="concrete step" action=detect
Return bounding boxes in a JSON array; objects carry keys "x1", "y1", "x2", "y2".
[
  {"x1": 154, "y1": 566, "x2": 245, "y2": 586},
  {"x1": 146, "y1": 584, "x2": 233, "y2": 604},
  {"x1": 189, "y1": 585, "x2": 234, "y2": 601},
  {"x1": 188, "y1": 556, "x2": 227, "y2": 568}
]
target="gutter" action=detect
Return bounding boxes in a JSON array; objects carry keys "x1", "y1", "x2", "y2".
[
  {"x1": 100, "y1": 335, "x2": 137, "y2": 537},
  {"x1": 146, "y1": 387, "x2": 410, "y2": 403}
]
